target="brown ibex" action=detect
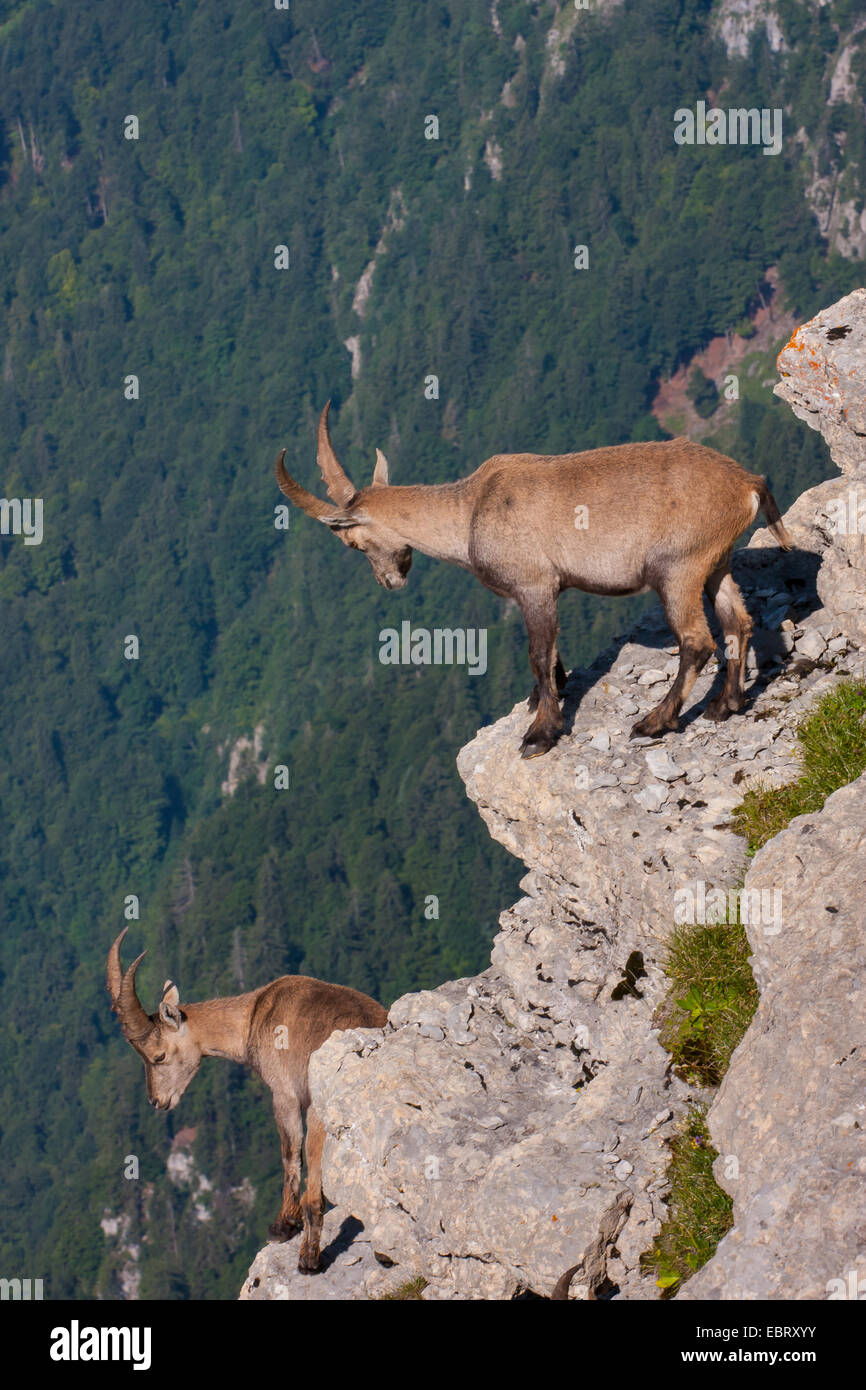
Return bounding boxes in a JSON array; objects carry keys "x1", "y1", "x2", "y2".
[
  {"x1": 107, "y1": 928, "x2": 386, "y2": 1272},
  {"x1": 275, "y1": 404, "x2": 792, "y2": 757}
]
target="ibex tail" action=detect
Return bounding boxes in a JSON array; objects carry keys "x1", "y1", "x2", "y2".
[{"x1": 755, "y1": 478, "x2": 793, "y2": 550}]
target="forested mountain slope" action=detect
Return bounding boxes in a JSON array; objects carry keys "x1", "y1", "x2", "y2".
[{"x1": 0, "y1": 0, "x2": 861, "y2": 1298}]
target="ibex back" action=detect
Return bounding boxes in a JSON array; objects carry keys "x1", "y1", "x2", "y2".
[
  {"x1": 107, "y1": 928, "x2": 387, "y2": 1272},
  {"x1": 275, "y1": 404, "x2": 792, "y2": 756}
]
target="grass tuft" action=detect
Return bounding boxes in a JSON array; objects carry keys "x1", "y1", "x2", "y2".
[
  {"x1": 642, "y1": 1106, "x2": 733, "y2": 1298},
  {"x1": 657, "y1": 915, "x2": 758, "y2": 1089},
  {"x1": 731, "y1": 679, "x2": 866, "y2": 852},
  {"x1": 378, "y1": 1276, "x2": 427, "y2": 1301}
]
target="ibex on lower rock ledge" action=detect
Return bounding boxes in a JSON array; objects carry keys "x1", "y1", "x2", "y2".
[
  {"x1": 275, "y1": 405, "x2": 792, "y2": 757},
  {"x1": 107, "y1": 928, "x2": 387, "y2": 1272}
]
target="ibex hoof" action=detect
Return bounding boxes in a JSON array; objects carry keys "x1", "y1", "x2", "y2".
[
  {"x1": 520, "y1": 730, "x2": 558, "y2": 759},
  {"x1": 704, "y1": 695, "x2": 742, "y2": 722},
  {"x1": 297, "y1": 1250, "x2": 321, "y2": 1274},
  {"x1": 630, "y1": 713, "x2": 679, "y2": 739}
]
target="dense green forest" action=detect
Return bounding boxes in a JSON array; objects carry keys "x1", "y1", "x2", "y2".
[{"x1": 0, "y1": 0, "x2": 861, "y2": 1299}]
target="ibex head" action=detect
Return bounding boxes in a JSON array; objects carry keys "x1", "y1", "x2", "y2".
[
  {"x1": 274, "y1": 402, "x2": 413, "y2": 590},
  {"x1": 107, "y1": 928, "x2": 203, "y2": 1110}
]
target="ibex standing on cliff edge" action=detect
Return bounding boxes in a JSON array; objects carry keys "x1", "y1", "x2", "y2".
[
  {"x1": 107, "y1": 928, "x2": 387, "y2": 1273},
  {"x1": 275, "y1": 404, "x2": 792, "y2": 757}
]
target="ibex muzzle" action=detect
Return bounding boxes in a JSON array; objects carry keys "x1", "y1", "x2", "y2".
[
  {"x1": 107, "y1": 928, "x2": 387, "y2": 1272},
  {"x1": 276, "y1": 405, "x2": 793, "y2": 757}
]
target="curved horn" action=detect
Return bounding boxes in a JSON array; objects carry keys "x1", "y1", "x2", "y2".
[
  {"x1": 108, "y1": 930, "x2": 154, "y2": 1042},
  {"x1": 107, "y1": 927, "x2": 129, "y2": 1012},
  {"x1": 317, "y1": 401, "x2": 356, "y2": 506},
  {"x1": 372, "y1": 448, "x2": 389, "y2": 487},
  {"x1": 120, "y1": 952, "x2": 153, "y2": 1042},
  {"x1": 274, "y1": 449, "x2": 340, "y2": 521}
]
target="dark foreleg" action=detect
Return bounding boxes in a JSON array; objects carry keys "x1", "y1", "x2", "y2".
[
  {"x1": 520, "y1": 592, "x2": 563, "y2": 758},
  {"x1": 527, "y1": 648, "x2": 567, "y2": 710}
]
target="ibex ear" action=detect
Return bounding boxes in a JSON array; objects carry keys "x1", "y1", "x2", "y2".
[
  {"x1": 323, "y1": 511, "x2": 369, "y2": 531},
  {"x1": 372, "y1": 449, "x2": 389, "y2": 487},
  {"x1": 159, "y1": 983, "x2": 183, "y2": 1031}
]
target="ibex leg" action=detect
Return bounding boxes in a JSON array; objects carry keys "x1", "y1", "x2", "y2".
[
  {"x1": 704, "y1": 562, "x2": 752, "y2": 720},
  {"x1": 520, "y1": 592, "x2": 563, "y2": 758},
  {"x1": 269, "y1": 1101, "x2": 304, "y2": 1240},
  {"x1": 298, "y1": 1106, "x2": 327, "y2": 1273},
  {"x1": 632, "y1": 570, "x2": 714, "y2": 737},
  {"x1": 528, "y1": 649, "x2": 567, "y2": 710}
]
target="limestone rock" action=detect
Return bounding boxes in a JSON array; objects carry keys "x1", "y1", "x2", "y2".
[
  {"x1": 240, "y1": 1208, "x2": 394, "y2": 1301},
  {"x1": 751, "y1": 473, "x2": 866, "y2": 648},
  {"x1": 293, "y1": 517, "x2": 860, "y2": 1298},
  {"x1": 244, "y1": 517, "x2": 862, "y2": 1298},
  {"x1": 645, "y1": 748, "x2": 685, "y2": 782},
  {"x1": 774, "y1": 287, "x2": 866, "y2": 476},
  {"x1": 681, "y1": 774, "x2": 866, "y2": 1301}
]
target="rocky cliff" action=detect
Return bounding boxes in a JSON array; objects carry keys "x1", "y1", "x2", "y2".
[{"x1": 241, "y1": 291, "x2": 866, "y2": 1301}]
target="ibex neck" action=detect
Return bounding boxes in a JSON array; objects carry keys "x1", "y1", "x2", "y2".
[
  {"x1": 184, "y1": 993, "x2": 259, "y2": 1065},
  {"x1": 369, "y1": 483, "x2": 472, "y2": 567}
]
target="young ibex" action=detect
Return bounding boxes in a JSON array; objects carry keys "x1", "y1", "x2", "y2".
[
  {"x1": 107, "y1": 928, "x2": 387, "y2": 1272},
  {"x1": 275, "y1": 405, "x2": 792, "y2": 757}
]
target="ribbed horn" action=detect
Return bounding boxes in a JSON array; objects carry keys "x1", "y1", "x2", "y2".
[
  {"x1": 317, "y1": 401, "x2": 356, "y2": 506},
  {"x1": 109, "y1": 932, "x2": 154, "y2": 1043},
  {"x1": 274, "y1": 449, "x2": 341, "y2": 521},
  {"x1": 106, "y1": 927, "x2": 129, "y2": 1012}
]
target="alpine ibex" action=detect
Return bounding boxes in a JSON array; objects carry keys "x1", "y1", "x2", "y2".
[
  {"x1": 107, "y1": 928, "x2": 387, "y2": 1272},
  {"x1": 275, "y1": 404, "x2": 792, "y2": 757}
]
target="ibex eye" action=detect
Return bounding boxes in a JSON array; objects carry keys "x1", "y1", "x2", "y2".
[{"x1": 153, "y1": 1054, "x2": 166, "y2": 1065}]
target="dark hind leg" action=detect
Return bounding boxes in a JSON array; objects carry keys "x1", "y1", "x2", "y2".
[
  {"x1": 520, "y1": 592, "x2": 563, "y2": 757},
  {"x1": 298, "y1": 1107, "x2": 326, "y2": 1273},
  {"x1": 703, "y1": 561, "x2": 753, "y2": 721},
  {"x1": 631, "y1": 570, "x2": 714, "y2": 738},
  {"x1": 528, "y1": 648, "x2": 567, "y2": 710},
  {"x1": 268, "y1": 1101, "x2": 303, "y2": 1241}
]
